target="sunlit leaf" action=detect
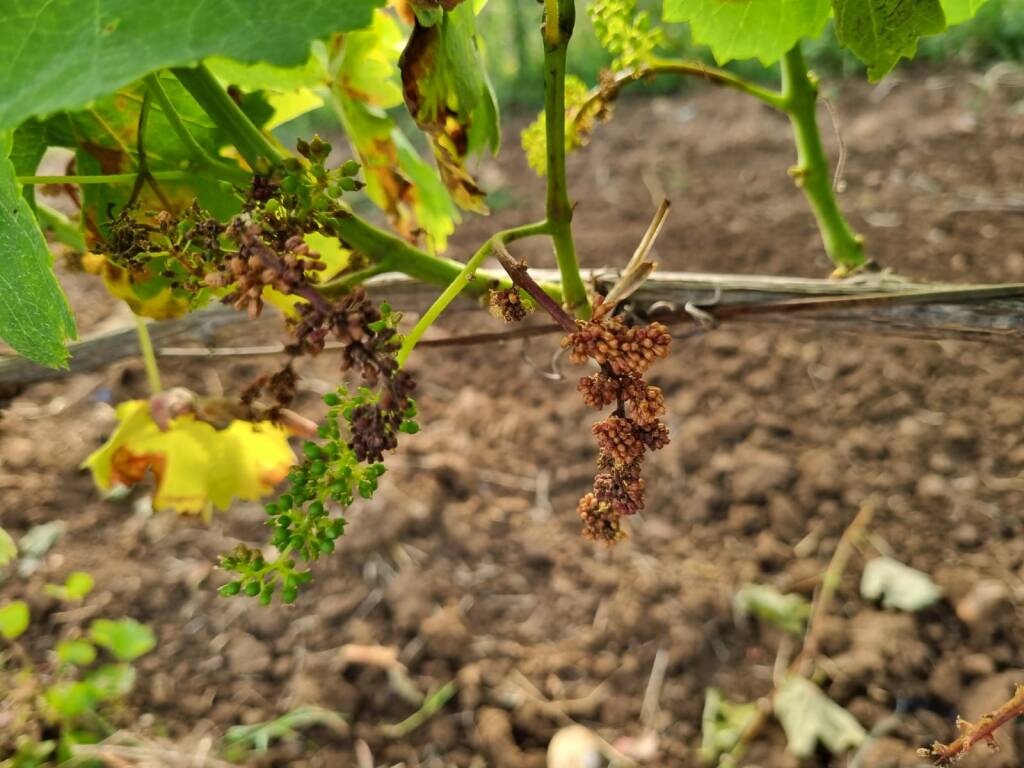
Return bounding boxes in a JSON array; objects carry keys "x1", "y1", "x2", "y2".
[
  {"x1": 774, "y1": 677, "x2": 866, "y2": 757},
  {"x1": 0, "y1": 601, "x2": 30, "y2": 640},
  {"x1": 400, "y1": 1, "x2": 500, "y2": 213},
  {"x1": 833, "y1": 0, "x2": 947, "y2": 81},
  {"x1": 83, "y1": 400, "x2": 295, "y2": 516},
  {"x1": 88, "y1": 618, "x2": 155, "y2": 661},
  {"x1": 662, "y1": 0, "x2": 830, "y2": 65},
  {"x1": 941, "y1": 0, "x2": 988, "y2": 25},
  {"x1": 860, "y1": 557, "x2": 942, "y2": 612}
]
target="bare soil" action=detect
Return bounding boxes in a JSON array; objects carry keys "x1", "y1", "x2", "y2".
[{"x1": 5, "y1": 68, "x2": 1024, "y2": 767}]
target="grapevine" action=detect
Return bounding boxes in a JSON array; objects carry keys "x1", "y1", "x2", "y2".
[{"x1": 0, "y1": 0, "x2": 1019, "y2": 764}]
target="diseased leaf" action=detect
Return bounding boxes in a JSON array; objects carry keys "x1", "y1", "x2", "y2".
[
  {"x1": 400, "y1": 2, "x2": 500, "y2": 213},
  {"x1": 83, "y1": 400, "x2": 295, "y2": 516},
  {"x1": 734, "y1": 584, "x2": 811, "y2": 636},
  {"x1": 833, "y1": 0, "x2": 947, "y2": 81},
  {"x1": 942, "y1": 0, "x2": 989, "y2": 25},
  {"x1": 0, "y1": 133, "x2": 76, "y2": 368},
  {"x1": 774, "y1": 677, "x2": 866, "y2": 757},
  {"x1": 332, "y1": 10, "x2": 459, "y2": 249},
  {"x1": 0, "y1": 0, "x2": 385, "y2": 132},
  {"x1": 88, "y1": 618, "x2": 155, "y2": 661},
  {"x1": 662, "y1": 0, "x2": 830, "y2": 65},
  {"x1": 860, "y1": 557, "x2": 942, "y2": 612}
]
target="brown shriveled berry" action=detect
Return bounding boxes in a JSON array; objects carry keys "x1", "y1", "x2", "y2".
[
  {"x1": 578, "y1": 373, "x2": 620, "y2": 409},
  {"x1": 577, "y1": 493, "x2": 626, "y2": 543},
  {"x1": 636, "y1": 420, "x2": 670, "y2": 452},
  {"x1": 593, "y1": 461, "x2": 645, "y2": 516},
  {"x1": 593, "y1": 415, "x2": 645, "y2": 465},
  {"x1": 621, "y1": 377, "x2": 665, "y2": 425},
  {"x1": 562, "y1": 317, "x2": 671, "y2": 376},
  {"x1": 488, "y1": 288, "x2": 529, "y2": 323}
]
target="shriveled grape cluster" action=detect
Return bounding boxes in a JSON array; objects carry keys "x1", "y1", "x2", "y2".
[
  {"x1": 564, "y1": 309, "x2": 671, "y2": 542},
  {"x1": 219, "y1": 297, "x2": 419, "y2": 603},
  {"x1": 488, "y1": 287, "x2": 532, "y2": 323}
]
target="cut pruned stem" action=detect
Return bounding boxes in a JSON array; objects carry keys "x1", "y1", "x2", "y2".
[{"x1": 495, "y1": 242, "x2": 577, "y2": 333}]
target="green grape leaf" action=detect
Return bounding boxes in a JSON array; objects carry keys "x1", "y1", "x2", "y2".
[
  {"x1": 45, "y1": 572, "x2": 95, "y2": 602},
  {"x1": 0, "y1": 601, "x2": 30, "y2": 639},
  {"x1": 0, "y1": 0, "x2": 384, "y2": 132},
  {"x1": 0, "y1": 527, "x2": 16, "y2": 566},
  {"x1": 833, "y1": 0, "x2": 947, "y2": 81},
  {"x1": 662, "y1": 0, "x2": 831, "y2": 65},
  {"x1": 774, "y1": 677, "x2": 866, "y2": 757},
  {"x1": 0, "y1": 134, "x2": 76, "y2": 368},
  {"x1": 56, "y1": 639, "x2": 98, "y2": 667},
  {"x1": 45, "y1": 681, "x2": 99, "y2": 720},
  {"x1": 941, "y1": 0, "x2": 988, "y2": 25},
  {"x1": 84, "y1": 664, "x2": 137, "y2": 701},
  {"x1": 88, "y1": 618, "x2": 156, "y2": 661},
  {"x1": 400, "y1": 1, "x2": 500, "y2": 213}
]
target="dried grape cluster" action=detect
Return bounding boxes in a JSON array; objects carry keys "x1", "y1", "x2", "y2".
[
  {"x1": 488, "y1": 287, "x2": 531, "y2": 323},
  {"x1": 564, "y1": 313, "x2": 671, "y2": 542}
]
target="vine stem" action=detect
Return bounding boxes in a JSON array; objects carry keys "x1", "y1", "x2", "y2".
[
  {"x1": 544, "y1": 0, "x2": 590, "y2": 318},
  {"x1": 923, "y1": 684, "x2": 1024, "y2": 765},
  {"x1": 135, "y1": 316, "x2": 162, "y2": 394},
  {"x1": 574, "y1": 60, "x2": 787, "y2": 124},
  {"x1": 780, "y1": 43, "x2": 866, "y2": 273},
  {"x1": 18, "y1": 171, "x2": 192, "y2": 186},
  {"x1": 396, "y1": 221, "x2": 551, "y2": 367}
]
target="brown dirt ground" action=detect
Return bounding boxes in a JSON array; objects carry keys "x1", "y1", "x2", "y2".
[{"x1": 5, "y1": 67, "x2": 1024, "y2": 767}]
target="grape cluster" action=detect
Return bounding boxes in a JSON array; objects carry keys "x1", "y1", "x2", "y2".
[
  {"x1": 488, "y1": 287, "x2": 531, "y2": 323},
  {"x1": 563, "y1": 315, "x2": 670, "y2": 376},
  {"x1": 564, "y1": 316, "x2": 672, "y2": 543},
  {"x1": 219, "y1": 386, "x2": 418, "y2": 604}
]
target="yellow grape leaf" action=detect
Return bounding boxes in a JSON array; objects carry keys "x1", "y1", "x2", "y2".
[
  {"x1": 263, "y1": 232, "x2": 353, "y2": 316},
  {"x1": 82, "y1": 252, "x2": 192, "y2": 320},
  {"x1": 83, "y1": 400, "x2": 295, "y2": 517}
]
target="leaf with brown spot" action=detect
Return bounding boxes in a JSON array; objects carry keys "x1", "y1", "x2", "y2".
[{"x1": 399, "y1": 1, "x2": 499, "y2": 214}]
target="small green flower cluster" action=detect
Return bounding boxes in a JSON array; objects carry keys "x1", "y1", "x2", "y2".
[
  {"x1": 218, "y1": 386, "x2": 419, "y2": 604},
  {"x1": 274, "y1": 135, "x2": 363, "y2": 217}
]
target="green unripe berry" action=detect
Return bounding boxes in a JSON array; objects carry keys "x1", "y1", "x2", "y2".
[
  {"x1": 308, "y1": 501, "x2": 325, "y2": 517},
  {"x1": 282, "y1": 586, "x2": 298, "y2": 604},
  {"x1": 219, "y1": 581, "x2": 242, "y2": 597},
  {"x1": 319, "y1": 539, "x2": 335, "y2": 554},
  {"x1": 259, "y1": 589, "x2": 273, "y2": 606},
  {"x1": 340, "y1": 160, "x2": 360, "y2": 177},
  {"x1": 244, "y1": 581, "x2": 261, "y2": 597},
  {"x1": 338, "y1": 176, "x2": 358, "y2": 192},
  {"x1": 278, "y1": 494, "x2": 293, "y2": 509},
  {"x1": 303, "y1": 442, "x2": 322, "y2": 460},
  {"x1": 309, "y1": 460, "x2": 326, "y2": 477},
  {"x1": 323, "y1": 392, "x2": 341, "y2": 406}
]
